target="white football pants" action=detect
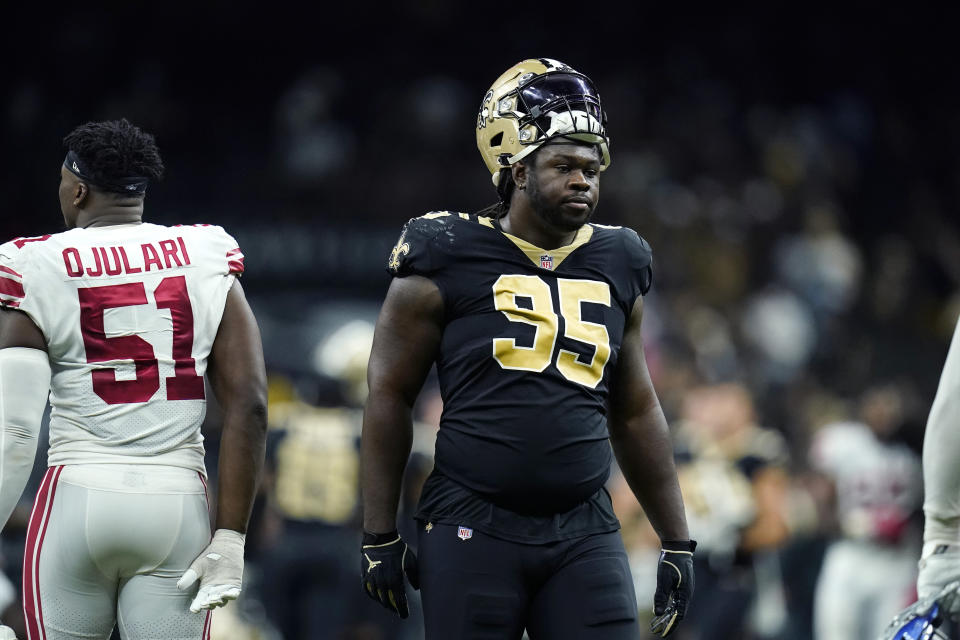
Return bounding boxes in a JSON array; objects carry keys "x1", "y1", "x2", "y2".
[
  {"x1": 814, "y1": 538, "x2": 918, "y2": 640},
  {"x1": 23, "y1": 464, "x2": 212, "y2": 640}
]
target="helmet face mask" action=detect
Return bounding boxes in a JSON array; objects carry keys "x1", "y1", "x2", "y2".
[{"x1": 477, "y1": 58, "x2": 610, "y2": 186}]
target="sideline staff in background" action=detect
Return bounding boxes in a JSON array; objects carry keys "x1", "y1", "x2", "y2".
[
  {"x1": 360, "y1": 58, "x2": 695, "y2": 639},
  {"x1": 0, "y1": 119, "x2": 267, "y2": 639}
]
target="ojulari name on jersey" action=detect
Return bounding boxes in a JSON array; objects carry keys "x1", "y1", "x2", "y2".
[{"x1": 61, "y1": 237, "x2": 191, "y2": 278}]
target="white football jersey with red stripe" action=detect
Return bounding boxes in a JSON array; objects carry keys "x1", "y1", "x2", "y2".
[
  {"x1": 810, "y1": 421, "x2": 921, "y2": 543},
  {"x1": 0, "y1": 222, "x2": 244, "y2": 474}
]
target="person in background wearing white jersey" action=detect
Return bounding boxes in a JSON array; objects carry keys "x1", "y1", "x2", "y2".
[
  {"x1": 809, "y1": 384, "x2": 922, "y2": 640},
  {"x1": 0, "y1": 119, "x2": 267, "y2": 639}
]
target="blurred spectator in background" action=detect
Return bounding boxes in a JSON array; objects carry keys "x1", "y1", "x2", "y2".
[
  {"x1": 257, "y1": 321, "x2": 418, "y2": 640},
  {"x1": 809, "y1": 383, "x2": 922, "y2": 640},
  {"x1": 673, "y1": 383, "x2": 792, "y2": 639}
]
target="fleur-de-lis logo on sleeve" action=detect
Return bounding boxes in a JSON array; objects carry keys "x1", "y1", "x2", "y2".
[{"x1": 388, "y1": 229, "x2": 410, "y2": 272}]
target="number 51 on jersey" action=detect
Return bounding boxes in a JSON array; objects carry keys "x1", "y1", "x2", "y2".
[{"x1": 79, "y1": 275, "x2": 204, "y2": 405}]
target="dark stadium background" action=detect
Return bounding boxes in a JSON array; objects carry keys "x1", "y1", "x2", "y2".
[{"x1": 1, "y1": 4, "x2": 959, "y2": 639}]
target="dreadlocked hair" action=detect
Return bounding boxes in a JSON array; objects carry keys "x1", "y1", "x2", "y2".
[
  {"x1": 475, "y1": 142, "x2": 603, "y2": 218},
  {"x1": 476, "y1": 146, "x2": 545, "y2": 219},
  {"x1": 63, "y1": 119, "x2": 164, "y2": 192},
  {"x1": 476, "y1": 169, "x2": 516, "y2": 219}
]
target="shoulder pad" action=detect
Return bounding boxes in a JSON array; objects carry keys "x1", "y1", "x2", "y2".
[
  {"x1": 7, "y1": 235, "x2": 53, "y2": 251},
  {"x1": 0, "y1": 239, "x2": 27, "y2": 309},
  {"x1": 179, "y1": 224, "x2": 245, "y2": 275},
  {"x1": 387, "y1": 212, "x2": 471, "y2": 276}
]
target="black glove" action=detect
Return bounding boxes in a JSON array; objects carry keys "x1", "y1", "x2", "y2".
[
  {"x1": 650, "y1": 539, "x2": 696, "y2": 637},
  {"x1": 361, "y1": 529, "x2": 420, "y2": 619}
]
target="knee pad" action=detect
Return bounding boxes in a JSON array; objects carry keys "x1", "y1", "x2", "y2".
[{"x1": 466, "y1": 592, "x2": 521, "y2": 632}]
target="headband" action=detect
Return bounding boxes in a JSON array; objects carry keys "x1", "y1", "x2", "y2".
[{"x1": 63, "y1": 149, "x2": 149, "y2": 195}]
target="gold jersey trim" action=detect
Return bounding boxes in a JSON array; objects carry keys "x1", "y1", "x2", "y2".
[
  {"x1": 403, "y1": 212, "x2": 595, "y2": 270},
  {"x1": 499, "y1": 223, "x2": 594, "y2": 270}
]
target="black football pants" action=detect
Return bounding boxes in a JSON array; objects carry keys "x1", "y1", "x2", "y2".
[{"x1": 417, "y1": 523, "x2": 641, "y2": 640}]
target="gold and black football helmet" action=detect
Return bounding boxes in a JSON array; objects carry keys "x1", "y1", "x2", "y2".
[{"x1": 476, "y1": 58, "x2": 610, "y2": 186}]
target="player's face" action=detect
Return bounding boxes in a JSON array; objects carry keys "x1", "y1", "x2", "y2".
[
  {"x1": 526, "y1": 143, "x2": 601, "y2": 233},
  {"x1": 59, "y1": 166, "x2": 80, "y2": 229}
]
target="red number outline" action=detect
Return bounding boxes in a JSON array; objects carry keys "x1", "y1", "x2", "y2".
[
  {"x1": 155, "y1": 276, "x2": 205, "y2": 400},
  {"x1": 79, "y1": 277, "x2": 205, "y2": 404}
]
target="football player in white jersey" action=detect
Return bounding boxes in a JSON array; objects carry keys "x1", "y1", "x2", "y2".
[
  {"x1": 0, "y1": 119, "x2": 267, "y2": 639},
  {"x1": 809, "y1": 385, "x2": 922, "y2": 640},
  {"x1": 883, "y1": 315, "x2": 960, "y2": 638}
]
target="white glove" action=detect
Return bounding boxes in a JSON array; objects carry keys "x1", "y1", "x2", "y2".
[
  {"x1": 177, "y1": 528, "x2": 245, "y2": 613},
  {"x1": 0, "y1": 625, "x2": 17, "y2": 640},
  {"x1": 918, "y1": 542, "x2": 960, "y2": 615}
]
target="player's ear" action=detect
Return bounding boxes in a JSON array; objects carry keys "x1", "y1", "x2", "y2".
[
  {"x1": 511, "y1": 162, "x2": 528, "y2": 189},
  {"x1": 73, "y1": 182, "x2": 89, "y2": 208}
]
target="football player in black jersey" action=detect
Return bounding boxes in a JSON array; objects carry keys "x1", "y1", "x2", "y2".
[{"x1": 360, "y1": 58, "x2": 696, "y2": 639}]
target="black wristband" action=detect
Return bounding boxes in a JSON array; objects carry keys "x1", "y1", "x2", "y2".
[
  {"x1": 363, "y1": 529, "x2": 400, "y2": 546},
  {"x1": 661, "y1": 539, "x2": 697, "y2": 553}
]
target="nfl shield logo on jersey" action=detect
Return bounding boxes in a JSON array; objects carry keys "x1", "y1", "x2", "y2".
[
  {"x1": 540, "y1": 254, "x2": 554, "y2": 270},
  {"x1": 457, "y1": 526, "x2": 473, "y2": 541}
]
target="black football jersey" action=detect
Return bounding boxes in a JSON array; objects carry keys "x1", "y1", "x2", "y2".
[{"x1": 388, "y1": 212, "x2": 652, "y2": 541}]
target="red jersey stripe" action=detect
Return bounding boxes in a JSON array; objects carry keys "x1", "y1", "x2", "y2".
[
  {"x1": 0, "y1": 276, "x2": 24, "y2": 299},
  {"x1": 13, "y1": 235, "x2": 52, "y2": 249}
]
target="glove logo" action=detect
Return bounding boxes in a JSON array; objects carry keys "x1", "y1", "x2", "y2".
[
  {"x1": 364, "y1": 553, "x2": 383, "y2": 572},
  {"x1": 360, "y1": 531, "x2": 420, "y2": 619},
  {"x1": 457, "y1": 526, "x2": 473, "y2": 541}
]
